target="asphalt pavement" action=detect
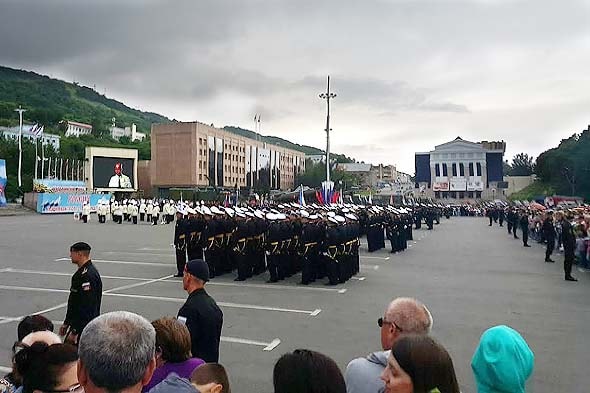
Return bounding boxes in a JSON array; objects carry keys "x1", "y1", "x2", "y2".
[{"x1": 0, "y1": 214, "x2": 588, "y2": 393}]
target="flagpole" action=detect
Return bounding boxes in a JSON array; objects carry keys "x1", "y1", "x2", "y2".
[
  {"x1": 34, "y1": 133, "x2": 38, "y2": 180},
  {"x1": 14, "y1": 106, "x2": 26, "y2": 188},
  {"x1": 47, "y1": 157, "x2": 52, "y2": 179},
  {"x1": 60, "y1": 158, "x2": 63, "y2": 180},
  {"x1": 41, "y1": 134, "x2": 45, "y2": 179}
]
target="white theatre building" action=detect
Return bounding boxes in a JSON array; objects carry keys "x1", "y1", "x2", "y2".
[{"x1": 414, "y1": 137, "x2": 506, "y2": 200}]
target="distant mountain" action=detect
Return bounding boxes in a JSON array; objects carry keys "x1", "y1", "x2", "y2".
[
  {"x1": 0, "y1": 65, "x2": 354, "y2": 162},
  {"x1": 0, "y1": 65, "x2": 170, "y2": 133}
]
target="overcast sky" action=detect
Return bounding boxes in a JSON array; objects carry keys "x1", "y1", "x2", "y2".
[{"x1": 2, "y1": 0, "x2": 590, "y2": 173}]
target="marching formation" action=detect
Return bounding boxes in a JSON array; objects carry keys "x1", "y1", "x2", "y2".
[
  {"x1": 80, "y1": 199, "x2": 179, "y2": 225},
  {"x1": 172, "y1": 202, "x2": 449, "y2": 285}
]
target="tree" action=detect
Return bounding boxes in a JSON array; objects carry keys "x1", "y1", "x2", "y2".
[{"x1": 509, "y1": 153, "x2": 534, "y2": 176}]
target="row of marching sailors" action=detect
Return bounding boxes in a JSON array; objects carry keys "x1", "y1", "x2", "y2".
[
  {"x1": 173, "y1": 205, "x2": 361, "y2": 285},
  {"x1": 366, "y1": 206, "x2": 414, "y2": 253}
]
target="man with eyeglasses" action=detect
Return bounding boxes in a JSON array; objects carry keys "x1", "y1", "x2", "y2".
[{"x1": 345, "y1": 297, "x2": 433, "y2": 393}]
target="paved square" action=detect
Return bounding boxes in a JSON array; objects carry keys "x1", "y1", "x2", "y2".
[{"x1": 1, "y1": 214, "x2": 588, "y2": 392}]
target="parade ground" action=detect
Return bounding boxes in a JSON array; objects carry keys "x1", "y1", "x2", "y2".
[{"x1": 0, "y1": 215, "x2": 588, "y2": 393}]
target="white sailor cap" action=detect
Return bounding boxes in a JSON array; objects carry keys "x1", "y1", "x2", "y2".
[
  {"x1": 345, "y1": 213, "x2": 357, "y2": 221},
  {"x1": 254, "y1": 210, "x2": 265, "y2": 219},
  {"x1": 328, "y1": 216, "x2": 339, "y2": 224},
  {"x1": 266, "y1": 213, "x2": 278, "y2": 220},
  {"x1": 245, "y1": 211, "x2": 255, "y2": 218},
  {"x1": 335, "y1": 215, "x2": 345, "y2": 223},
  {"x1": 309, "y1": 214, "x2": 319, "y2": 220},
  {"x1": 299, "y1": 210, "x2": 310, "y2": 218},
  {"x1": 276, "y1": 213, "x2": 287, "y2": 220},
  {"x1": 201, "y1": 206, "x2": 213, "y2": 216},
  {"x1": 327, "y1": 211, "x2": 336, "y2": 218},
  {"x1": 210, "y1": 206, "x2": 223, "y2": 215}
]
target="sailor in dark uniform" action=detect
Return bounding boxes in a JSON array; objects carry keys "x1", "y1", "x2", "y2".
[
  {"x1": 60, "y1": 242, "x2": 102, "y2": 345},
  {"x1": 174, "y1": 209, "x2": 188, "y2": 277}
]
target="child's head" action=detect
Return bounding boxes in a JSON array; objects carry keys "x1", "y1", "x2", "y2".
[{"x1": 190, "y1": 363, "x2": 231, "y2": 393}]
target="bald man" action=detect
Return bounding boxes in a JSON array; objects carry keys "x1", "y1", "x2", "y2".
[{"x1": 345, "y1": 297, "x2": 433, "y2": 393}]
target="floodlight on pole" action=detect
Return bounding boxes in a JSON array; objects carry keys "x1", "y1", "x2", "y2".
[
  {"x1": 319, "y1": 75, "x2": 336, "y2": 183},
  {"x1": 14, "y1": 106, "x2": 26, "y2": 188}
]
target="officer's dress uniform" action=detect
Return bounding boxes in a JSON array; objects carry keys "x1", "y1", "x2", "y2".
[
  {"x1": 178, "y1": 288, "x2": 223, "y2": 362},
  {"x1": 187, "y1": 215, "x2": 206, "y2": 261},
  {"x1": 64, "y1": 261, "x2": 102, "y2": 340}
]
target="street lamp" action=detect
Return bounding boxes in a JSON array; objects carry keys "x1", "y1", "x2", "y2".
[{"x1": 319, "y1": 75, "x2": 336, "y2": 183}]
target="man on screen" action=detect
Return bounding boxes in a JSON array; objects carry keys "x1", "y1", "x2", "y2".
[{"x1": 108, "y1": 162, "x2": 132, "y2": 188}]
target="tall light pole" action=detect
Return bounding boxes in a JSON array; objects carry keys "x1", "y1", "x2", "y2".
[
  {"x1": 14, "y1": 106, "x2": 26, "y2": 188},
  {"x1": 319, "y1": 76, "x2": 336, "y2": 183}
]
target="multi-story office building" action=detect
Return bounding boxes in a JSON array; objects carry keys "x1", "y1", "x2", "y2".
[
  {"x1": 0, "y1": 125, "x2": 61, "y2": 150},
  {"x1": 64, "y1": 121, "x2": 93, "y2": 137},
  {"x1": 149, "y1": 122, "x2": 305, "y2": 195},
  {"x1": 415, "y1": 137, "x2": 506, "y2": 200}
]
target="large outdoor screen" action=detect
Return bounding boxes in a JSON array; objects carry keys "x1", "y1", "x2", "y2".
[{"x1": 92, "y1": 156, "x2": 135, "y2": 189}]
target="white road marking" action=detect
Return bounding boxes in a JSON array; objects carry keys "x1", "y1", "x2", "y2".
[
  {"x1": 138, "y1": 247, "x2": 174, "y2": 251},
  {"x1": 221, "y1": 336, "x2": 281, "y2": 351},
  {"x1": 351, "y1": 276, "x2": 366, "y2": 281},
  {"x1": 101, "y1": 251, "x2": 173, "y2": 257},
  {"x1": 360, "y1": 264, "x2": 380, "y2": 270},
  {"x1": 2, "y1": 268, "x2": 347, "y2": 294},
  {"x1": 54, "y1": 258, "x2": 171, "y2": 267},
  {"x1": 0, "y1": 366, "x2": 11, "y2": 373},
  {"x1": 0, "y1": 285, "x2": 322, "y2": 316},
  {"x1": 361, "y1": 256, "x2": 390, "y2": 260}
]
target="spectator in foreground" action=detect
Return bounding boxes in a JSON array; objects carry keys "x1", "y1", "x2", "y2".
[
  {"x1": 345, "y1": 297, "x2": 433, "y2": 393},
  {"x1": 17, "y1": 314, "x2": 54, "y2": 341},
  {"x1": 143, "y1": 317, "x2": 205, "y2": 392},
  {"x1": 191, "y1": 363, "x2": 232, "y2": 393},
  {"x1": 471, "y1": 325, "x2": 534, "y2": 393},
  {"x1": 14, "y1": 342, "x2": 79, "y2": 393},
  {"x1": 78, "y1": 311, "x2": 156, "y2": 393},
  {"x1": 1, "y1": 331, "x2": 63, "y2": 393},
  {"x1": 273, "y1": 349, "x2": 346, "y2": 393},
  {"x1": 380, "y1": 334, "x2": 460, "y2": 393}
]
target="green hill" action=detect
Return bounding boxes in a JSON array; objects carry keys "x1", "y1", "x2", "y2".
[{"x1": 0, "y1": 65, "x2": 170, "y2": 133}]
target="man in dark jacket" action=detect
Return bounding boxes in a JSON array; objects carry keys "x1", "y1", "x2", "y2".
[
  {"x1": 60, "y1": 242, "x2": 102, "y2": 345},
  {"x1": 519, "y1": 211, "x2": 531, "y2": 247},
  {"x1": 557, "y1": 212, "x2": 577, "y2": 281},
  {"x1": 178, "y1": 259, "x2": 223, "y2": 362},
  {"x1": 542, "y1": 211, "x2": 556, "y2": 262}
]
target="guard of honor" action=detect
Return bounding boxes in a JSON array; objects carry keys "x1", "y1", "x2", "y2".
[
  {"x1": 79, "y1": 198, "x2": 178, "y2": 226},
  {"x1": 171, "y1": 201, "x2": 447, "y2": 285}
]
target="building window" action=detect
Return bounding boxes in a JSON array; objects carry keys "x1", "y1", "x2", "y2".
[
  {"x1": 459, "y1": 163, "x2": 465, "y2": 177},
  {"x1": 442, "y1": 163, "x2": 448, "y2": 176},
  {"x1": 475, "y1": 191, "x2": 482, "y2": 198},
  {"x1": 476, "y1": 162, "x2": 482, "y2": 176},
  {"x1": 469, "y1": 163, "x2": 474, "y2": 176},
  {"x1": 435, "y1": 164, "x2": 440, "y2": 177},
  {"x1": 459, "y1": 191, "x2": 465, "y2": 199},
  {"x1": 467, "y1": 191, "x2": 474, "y2": 198},
  {"x1": 452, "y1": 163, "x2": 457, "y2": 177},
  {"x1": 435, "y1": 191, "x2": 440, "y2": 199}
]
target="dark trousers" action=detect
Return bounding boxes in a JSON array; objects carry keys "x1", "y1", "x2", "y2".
[
  {"x1": 82, "y1": 215, "x2": 88, "y2": 223},
  {"x1": 176, "y1": 247, "x2": 187, "y2": 274},
  {"x1": 132, "y1": 216, "x2": 137, "y2": 224},
  {"x1": 301, "y1": 255, "x2": 316, "y2": 284},
  {"x1": 499, "y1": 217, "x2": 504, "y2": 226},
  {"x1": 522, "y1": 228, "x2": 529, "y2": 246},
  {"x1": 98, "y1": 215, "x2": 105, "y2": 223},
  {"x1": 140, "y1": 213, "x2": 145, "y2": 221},
  {"x1": 152, "y1": 215, "x2": 159, "y2": 225},
  {"x1": 267, "y1": 254, "x2": 280, "y2": 281},
  {"x1": 489, "y1": 216, "x2": 493, "y2": 226},
  {"x1": 513, "y1": 223, "x2": 518, "y2": 238},
  {"x1": 325, "y1": 256, "x2": 339, "y2": 285},
  {"x1": 546, "y1": 239, "x2": 555, "y2": 260},
  {"x1": 235, "y1": 252, "x2": 251, "y2": 280},
  {"x1": 565, "y1": 254, "x2": 574, "y2": 277},
  {"x1": 204, "y1": 249, "x2": 217, "y2": 278},
  {"x1": 507, "y1": 221, "x2": 512, "y2": 234},
  {"x1": 147, "y1": 214, "x2": 152, "y2": 222},
  {"x1": 187, "y1": 245, "x2": 203, "y2": 261}
]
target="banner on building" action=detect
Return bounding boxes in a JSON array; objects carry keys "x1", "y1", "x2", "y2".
[
  {"x1": 0, "y1": 159, "x2": 7, "y2": 206},
  {"x1": 450, "y1": 178, "x2": 467, "y2": 191},
  {"x1": 466, "y1": 179, "x2": 484, "y2": 191},
  {"x1": 37, "y1": 193, "x2": 111, "y2": 214},
  {"x1": 432, "y1": 182, "x2": 449, "y2": 192},
  {"x1": 33, "y1": 179, "x2": 86, "y2": 194}
]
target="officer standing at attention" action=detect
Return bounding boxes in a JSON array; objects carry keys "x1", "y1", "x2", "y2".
[
  {"x1": 178, "y1": 259, "x2": 223, "y2": 362},
  {"x1": 519, "y1": 210, "x2": 531, "y2": 247},
  {"x1": 60, "y1": 242, "x2": 102, "y2": 345}
]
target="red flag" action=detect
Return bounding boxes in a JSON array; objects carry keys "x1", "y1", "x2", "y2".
[
  {"x1": 331, "y1": 191, "x2": 340, "y2": 204},
  {"x1": 316, "y1": 190, "x2": 324, "y2": 204}
]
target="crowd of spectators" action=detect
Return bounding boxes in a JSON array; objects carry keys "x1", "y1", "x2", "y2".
[{"x1": 1, "y1": 296, "x2": 535, "y2": 393}]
